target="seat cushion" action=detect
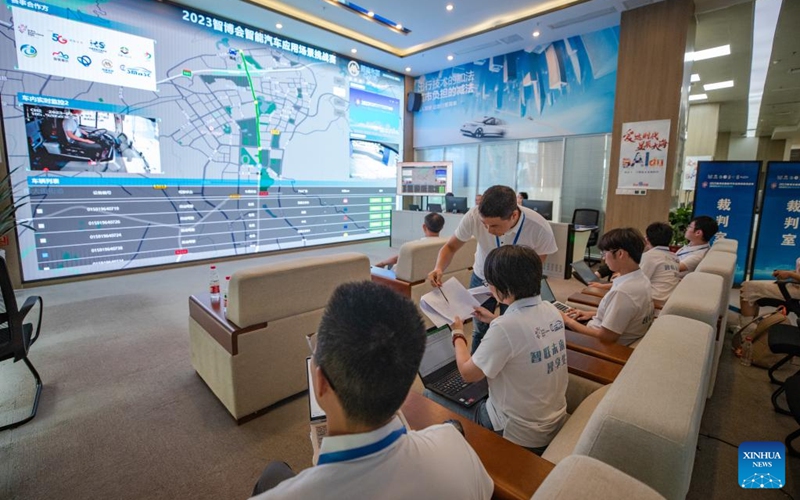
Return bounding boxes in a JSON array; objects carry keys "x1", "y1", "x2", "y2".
[
  {"x1": 542, "y1": 384, "x2": 610, "y2": 464},
  {"x1": 768, "y1": 324, "x2": 800, "y2": 355}
]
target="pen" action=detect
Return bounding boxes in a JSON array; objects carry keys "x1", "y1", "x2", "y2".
[{"x1": 438, "y1": 287, "x2": 450, "y2": 304}]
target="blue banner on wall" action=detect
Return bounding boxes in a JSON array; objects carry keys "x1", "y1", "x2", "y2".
[
  {"x1": 751, "y1": 162, "x2": 800, "y2": 280},
  {"x1": 693, "y1": 161, "x2": 760, "y2": 284},
  {"x1": 413, "y1": 26, "x2": 619, "y2": 147}
]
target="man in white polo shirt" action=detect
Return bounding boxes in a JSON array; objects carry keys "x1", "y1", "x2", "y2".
[
  {"x1": 428, "y1": 185, "x2": 557, "y2": 352},
  {"x1": 563, "y1": 228, "x2": 654, "y2": 346},
  {"x1": 677, "y1": 215, "x2": 718, "y2": 278},
  {"x1": 250, "y1": 281, "x2": 493, "y2": 500}
]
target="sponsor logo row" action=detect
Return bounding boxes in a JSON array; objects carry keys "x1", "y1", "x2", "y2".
[{"x1": 19, "y1": 44, "x2": 152, "y2": 77}]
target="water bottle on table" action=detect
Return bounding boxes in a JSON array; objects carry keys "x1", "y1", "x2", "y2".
[{"x1": 209, "y1": 265, "x2": 221, "y2": 302}]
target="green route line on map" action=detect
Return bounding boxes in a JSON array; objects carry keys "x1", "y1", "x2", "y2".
[{"x1": 239, "y1": 50, "x2": 273, "y2": 192}]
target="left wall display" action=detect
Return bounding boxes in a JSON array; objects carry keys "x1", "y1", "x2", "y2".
[{"x1": 0, "y1": 0, "x2": 404, "y2": 282}]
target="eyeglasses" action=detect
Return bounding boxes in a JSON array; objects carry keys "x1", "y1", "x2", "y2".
[
  {"x1": 600, "y1": 249, "x2": 619, "y2": 257},
  {"x1": 686, "y1": 224, "x2": 696, "y2": 231},
  {"x1": 306, "y1": 332, "x2": 336, "y2": 392}
]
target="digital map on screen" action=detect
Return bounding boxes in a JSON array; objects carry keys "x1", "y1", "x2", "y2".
[{"x1": 0, "y1": 0, "x2": 404, "y2": 281}]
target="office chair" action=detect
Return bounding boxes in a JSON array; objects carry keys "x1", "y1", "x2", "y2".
[
  {"x1": 572, "y1": 208, "x2": 600, "y2": 264},
  {"x1": 754, "y1": 280, "x2": 800, "y2": 415},
  {"x1": 0, "y1": 257, "x2": 44, "y2": 431}
]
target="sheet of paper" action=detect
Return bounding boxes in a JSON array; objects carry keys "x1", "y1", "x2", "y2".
[
  {"x1": 420, "y1": 277, "x2": 481, "y2": 327},
  {"x1": 469, "y1": 285, "x2": 492, "y2": 304}
]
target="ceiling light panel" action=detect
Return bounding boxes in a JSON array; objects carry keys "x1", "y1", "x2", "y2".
[
  {"x1": 691, "y1": 74, "x2": 700, "y2": 82},
  {"x1": 325, "y1": 0, "x2": 411, "y2": 34},
  {"x1": 703, "y1": 80, "x2": 734, "y2": 91},
  {"x1": 685, "y1": 44, "x2": 730, "y2": 62},
  {"x1": 689, "y1": 94, "x2": 708, "y2": 101}
]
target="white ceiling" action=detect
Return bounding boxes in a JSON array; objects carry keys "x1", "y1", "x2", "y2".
[{"x1": 175, "y1": 0, "x2": 800, "y2": 146}]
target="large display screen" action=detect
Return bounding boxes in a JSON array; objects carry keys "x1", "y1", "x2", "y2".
[
  {"x1": 397, "y1": 162, "x2": 452, "y2": 195},
  {"x1": 0, "y1": 0, "x2": 404, "y2": 281}
]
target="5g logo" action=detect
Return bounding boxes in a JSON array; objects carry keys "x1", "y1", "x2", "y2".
[{"x1": 52, "y1": 33, "x2": 68, "y2": 44}]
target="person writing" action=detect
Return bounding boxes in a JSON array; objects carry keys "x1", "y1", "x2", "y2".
[
  {"x1": 250, "y1": 281, "x2": 493, "y2": 500},
  {"x1": 562, "y1": 228, "x2": 654, "y2": 346},
  {"x1": 428, "y1": 185, "x2": 557, "y2": 352},
  {"x1": 425, "y1": 246, "x2": 568, "y2": 455}
]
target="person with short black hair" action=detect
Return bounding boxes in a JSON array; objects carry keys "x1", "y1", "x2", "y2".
[
  {"x1": 250, "y1": 282, "x2": 493, "y2": 500},
  {"x1": 677, "y1": 215, "x2": 719, "y2": 277},
  {"x1": 428, "y1": 185, "x2": 557, "y2": 352},
  {"x1": 426, "y1": 246, "x2": 568, "y2": 454},
  {"x1": 374, "y1": 213, "x2": 444, "y2": 269},
  {"x1": 589, "y1": 222, "x2": 679, "y2": 301},
  {"x1": 516, "y1": 191, "x2": 528, "y2": 204},
  {"x1": 563, "y1": 228, "x2": 654, "y2": 345}
]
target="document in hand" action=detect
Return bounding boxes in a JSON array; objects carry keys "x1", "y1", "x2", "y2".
[{"x1": 420, "y1": 277, "x2": 481, "y2": 327}]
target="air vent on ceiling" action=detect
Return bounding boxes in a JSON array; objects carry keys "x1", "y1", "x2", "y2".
[
  {"x1": 455, "y1": 40, "x2": 501, "y2": 55},
  {"x1": 499, "y1": 34, "x2": 524, "y2": 45},
  {"x1": 548, "y1": 7, "x2": 617, "y2": 29},
  {"x1": 623, "y1": 0, "x2": 655, "y2": 10}
]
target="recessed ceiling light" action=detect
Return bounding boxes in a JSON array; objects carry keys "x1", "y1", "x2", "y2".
[
  {"x1": 703, "y1": 80, "x2": 734, "y2": 91},
  {"x1": 351, "y1": 48, "x2": 357, "y2": 53},
  {"x1": 689, "y1": 94, "x2": 708, "y2": 101},
  {"x1": 685, "y1": 44, "x2": 730, "y2": 62},
  {"x1": 275, "y1": 23, "x2": 283, "y2": 29},
  {"x1": 690, "y1": 74, "x2": 700, "y2": 83},
  {"x1": 533, "y1": 30, "x2": 540, "y2": 37},
  {"x1": 447, "y1": 55, "x2": 454, "y2": 61},
  {"x1": 446, "y1": 4, "x2": 454, "y2": 11},
  {"x1": 367, "y1": 11, "x2": 374, "y2": 17},
  {"x1": 396, "y1": 23, "x2": 403, "y2": 30},
  {"x1": 405, "y1": 67, "x2": 411, "y2": 72}
]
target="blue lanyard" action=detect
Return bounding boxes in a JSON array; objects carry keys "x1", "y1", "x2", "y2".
[
  {"x1": 317, "y1": 427, "x2": 407, "y2": 465},
  {"x1": 496, "y1": 212, "x2": 525, "y2": 248},
  {"x1": 679, "y1": 245, "x2": 706, "y2": 255}
]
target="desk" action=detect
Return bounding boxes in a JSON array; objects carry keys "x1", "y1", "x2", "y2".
[
  {"x1": 566, "y1": 349, "x2": 622, "y2": 385},
  {"x1": 401, "y1": 392, "x2": 554, "y2": 500},
  {"x1": 565, "y1": 330, "x2": 633, "y2": 365}
]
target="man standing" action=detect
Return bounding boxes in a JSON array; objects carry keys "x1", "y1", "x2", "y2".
[
  {"x1": 428, "y1": 185, "x2": 557, "y2": 352},
  {"x1": 250, "y1": 281, "x2": 493, "y2": 500}
]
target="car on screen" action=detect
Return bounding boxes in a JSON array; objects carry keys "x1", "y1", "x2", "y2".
[{"x1": 460, "y1": 116, "x2": 506, "y2": 138}]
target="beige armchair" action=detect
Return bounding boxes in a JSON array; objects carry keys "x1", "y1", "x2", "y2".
[{"x1": 189, "y1": 252, "x2": 370, "y2": 422}]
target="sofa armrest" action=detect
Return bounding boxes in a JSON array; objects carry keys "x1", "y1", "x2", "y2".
[
  {"x1": 370, "y1": 271, "x2": 414, "y2": 298},
  {"x1": 189, "y1": 293, "x2": 267, "y2": 355},
  {"x1": 567, "y1": 349, "x2": 622, "y2": 385},
  {"x1": 565, "y1": 330, "x2": 633, "y2": 365}
]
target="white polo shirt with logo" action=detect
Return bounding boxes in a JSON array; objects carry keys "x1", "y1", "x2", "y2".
[
  {"x1": 676, "y1": 243, "x2": 710, "y2": 278},
  {"x1": 453, "y1": 206, "x2": 557, "y2": 280},
  {"x1": 253, "y1": 416, "x2": 493, "y2": 500},
  {"x1": 471, "y1": 296, "x2": 569, "y2": 448},
  {"x1": 588, "y1": 268, "x2": 654, "y2": 346},
  {"x1": 640, "y1": 246, "x2": 681, "y2": 301}
]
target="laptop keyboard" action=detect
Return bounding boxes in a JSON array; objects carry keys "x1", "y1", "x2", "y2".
[
  {"x1": 552, "y1": 300, "x2": 571, "y2": 312},
  {"x1": 430, "y1": 368, "x2": 469, "y2": 396}
]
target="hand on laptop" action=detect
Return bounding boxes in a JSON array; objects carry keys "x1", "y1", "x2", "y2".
[
  {"x1": 472, "y1": 306, "x2": 498, "y2": 324},
  {"x1": 561, "y1": 308, "x2": 592, "y2": 326}
]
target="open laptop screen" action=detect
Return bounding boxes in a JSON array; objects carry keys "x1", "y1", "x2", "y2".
[
  {"x1": 571, "y1": 260, "x2": 600, "y2": 285},
  {"x1": 418, "y1": 325, "x2": 453, "y2": 378},
  {"x1": 540, "y1": 278, "x2": 557, "y2": 302},
  {"x1": 306, "y1": 357, "x2": 326, "y2": 422}
]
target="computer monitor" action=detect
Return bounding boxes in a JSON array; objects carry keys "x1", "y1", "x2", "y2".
[
  {"x1": 428, "y1": 203, "x2": 442, "y2": 213},
  {"x1": 445, "y1": 196, "x2": 468, "y2": 214},
  {"x1": 408, "y1": 204, "x2": 421, "y2": 211},
  {"x1": 522, "y1": 199, "x2": 553, "y2": 221}
]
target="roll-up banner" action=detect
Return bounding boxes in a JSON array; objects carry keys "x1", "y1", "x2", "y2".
[
  {"x1": 693, "y1": 161, "x2": 761, "y2": 285},
  {"x1": 751, "y1": 162, "x2": 800, "y2": 280}
]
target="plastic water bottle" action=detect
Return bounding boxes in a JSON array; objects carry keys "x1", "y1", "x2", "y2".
[
  {"x1": 740, "y1": 336, "x2": 753, "y2": 367},
  {"x1": 223, "y1": 276, "x2": 231, "y2": 309},
  {"x1": 209, "y1": 265, "x2": 221, "y2": 302}
]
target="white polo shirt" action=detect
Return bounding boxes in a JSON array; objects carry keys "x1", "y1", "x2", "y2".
[
  {"x1": 454, "y1": 206, "x2": 558, "y2": 280},
  {"x1": 588, "y1": 269, "x2": 654, "y2": 346},
  {"x1": 471, "y1": 296, "x2": 569, "y2": 448},
  {"x1": 676, "y1": 243, "x2": 710, "y2": 278},
  {"x1": 640, "y1": 246, "x2": 681, "y2": 301},
  {"x1": 252, "y1": 416, "x2": 493, "y2": 500}
]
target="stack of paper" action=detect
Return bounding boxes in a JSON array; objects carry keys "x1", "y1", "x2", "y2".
[{"x1": 420, "y1": 278, "x2": 483, "y2": 327}]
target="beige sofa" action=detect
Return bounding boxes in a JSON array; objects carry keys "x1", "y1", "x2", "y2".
[
  {"x1": 542, "y1": 314, "x2": 715, "y2": 499},
  {"x1": 189, "y1": 252, "x2": 371, "y2": 422},
  {"x1": 533, "y1": 455, "x2": 665, "y2": 499}
]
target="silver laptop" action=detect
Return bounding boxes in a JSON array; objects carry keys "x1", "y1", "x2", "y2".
[
  {"x1": 306, "y1": 357, "x2": 327, "y2": 460},
  {"x1": 540, "y1": 278, "x2": 573, "y2": 314}
]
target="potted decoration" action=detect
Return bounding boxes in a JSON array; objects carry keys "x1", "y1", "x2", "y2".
[{"x1": 668, "y1": 205, "x2": 692, "y2": 251}]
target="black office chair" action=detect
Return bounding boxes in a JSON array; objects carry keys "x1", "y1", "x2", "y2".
[
  {"x1": 572, "y1": 209, "x2": 600, "y2": 264},
  {"x1": 754, "y1": 280, "x2": 800, "y2": 415},
  {"x1": 0, "y1": 257, "x2": 44, "y2": 432}
]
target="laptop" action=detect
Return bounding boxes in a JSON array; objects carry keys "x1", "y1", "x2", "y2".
[
  {"x1": 540, "y1": 278, "x2": 573, "y2": 314},
  {"x1": 571, "y1": 260, "x2": 602, "y2": 286},
  {"x1": 306, "y1": 357, "x2": 328, "y2": 462},
  {"x1": 428, "y1": 203, "x2": 442, "y2": 213},
  {"x1": 419, "y1": 324, "x2": 488, "y2": 408}
]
